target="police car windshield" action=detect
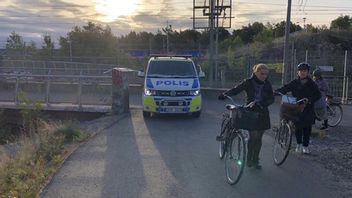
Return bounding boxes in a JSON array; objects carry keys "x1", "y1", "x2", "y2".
[{"x1": 147, "y1": 60, "x2": 196, "y2": 78}]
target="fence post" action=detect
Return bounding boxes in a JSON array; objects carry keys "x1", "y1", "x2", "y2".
[
  {"x1": 346, "y1": 77, "x2": 349, "y2": 104},
  {"x1": 305, "y1": 50, "x2": 308, "y2": 63},
  {"x1": 342, "y1": 50, "x2": 347, "y2": 104},
  {"x1": 45, "y1": 69, "x2": 51, "y2": 106},
  {"x1": 78, "y1": 70, "x2": 82, "y2": 108},
  {"x1": 112, "y1": 68, "x2": 131, "y2": 114},
  {"x1": 14, "y1": 76, "x2": 19, "y2": 104}
]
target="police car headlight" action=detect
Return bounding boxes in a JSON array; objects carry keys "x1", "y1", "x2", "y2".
[
  {"x1": 145, "y1": 89, "x2": 157, "y2": 96},
  {"x1": 190, "y1": 90, "x2": 200, "y2": 96}
]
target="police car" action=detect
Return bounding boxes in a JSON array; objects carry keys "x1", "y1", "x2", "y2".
[{"x1": 138, "y1": 55, "x2": 205, "y2": 117}]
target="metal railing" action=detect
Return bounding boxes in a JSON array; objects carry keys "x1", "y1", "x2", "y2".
[{"x1": 0, "y1": 72, "x2": 112, "y2": 107}]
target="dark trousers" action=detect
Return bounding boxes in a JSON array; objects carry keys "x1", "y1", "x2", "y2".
[
  {"x1": 295, "y1": 125, "x2": 312, "y2": 147},
  {"x1": 247, "y1": 130, "x2": 265, "y2": 164}
]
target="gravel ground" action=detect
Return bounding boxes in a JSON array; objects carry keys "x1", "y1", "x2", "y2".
[
  {"x1": 268, "y1": 117, "x2": 352, "y2": 197},
  {"x1": 308, "y1": 125, "x2": 352, "y2": 197}
]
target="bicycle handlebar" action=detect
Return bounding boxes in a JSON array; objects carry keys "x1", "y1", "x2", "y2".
[
  {"x1": 223, "y1": 94, "x2": 252, "y2": 108},
  {"x1": 275, "y1": 91, "x2": 309, "y2": 105}
]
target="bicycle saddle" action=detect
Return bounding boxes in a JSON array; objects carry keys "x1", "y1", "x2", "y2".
[{"x1": 226, "y1": 104, "x2": 237, "y2": 110}]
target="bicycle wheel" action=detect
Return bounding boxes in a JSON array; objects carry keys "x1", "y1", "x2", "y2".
[
  {"x1": 327, "y1": 104, "x2": 343, "y2": 127},
  {"x1": 272, "y1": 121, "x2": 292, "y2": 166},
  {"x1": 225, "y1": 130, "x2": 246, "y2": 185},
  {"x1": 218, "y1": 116, "x2": 230, "y2": 160}
]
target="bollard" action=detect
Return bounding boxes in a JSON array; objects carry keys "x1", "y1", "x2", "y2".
[{"x1": 112, "y1": 68, "x2": 131, "y2": 114}]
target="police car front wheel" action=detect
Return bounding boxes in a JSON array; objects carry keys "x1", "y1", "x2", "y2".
[
  {"x1": 192, "y1": 111, "x2": 201, "y2": 118},
  {"x1": 143, "y1": 111, "x2": 151, "y2": 118}
]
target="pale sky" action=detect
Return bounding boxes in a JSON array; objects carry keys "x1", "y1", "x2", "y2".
[{"x1": 0, "y1": 0, "x2": 352, "y2": 47}]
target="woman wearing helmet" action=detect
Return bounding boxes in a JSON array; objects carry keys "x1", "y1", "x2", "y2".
[
  {"x1": 312, "y1": 69, "x2": 329, "y2": 130},
  {"x1": 275, "y1": 62, "x2": 321, "y2": 154}
]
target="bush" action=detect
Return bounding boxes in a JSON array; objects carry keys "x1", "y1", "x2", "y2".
[
  {"x1": 55, "y1": 123, "x2": 83, "y2": 143},
  {"x1": 0, "y1": 121, "x2": 86, "y2": 197}
]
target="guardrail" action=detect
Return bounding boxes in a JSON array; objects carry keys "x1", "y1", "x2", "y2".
[{"x1": 0, "y1": 73, "x2": 112, "y2": 108}]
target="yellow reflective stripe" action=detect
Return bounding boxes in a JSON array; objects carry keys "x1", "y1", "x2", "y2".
[
  {"x1": 190, "y1": 96, "x2": 202, "y2": 112},
  {"x1": 143, "y1": 96, "x2": 156, "y2": 112}
]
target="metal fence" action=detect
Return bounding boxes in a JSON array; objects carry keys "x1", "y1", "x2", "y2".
[
  {"x1": 0, "y1": 58, "x2": 351, "y2": 104},
  {"x1": 0, "y1": 73, "x2": 112, "y2": 107}
]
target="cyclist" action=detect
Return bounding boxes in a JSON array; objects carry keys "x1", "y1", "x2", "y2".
[
  {"x1": 312, "y1": 69, "x2": 329, "y2": 130},
  {"x1": 275, "y1": 63, "x2": 321, "y2": 154},
  {"x1": 218, "y1": 63, "x2": 274, "y2": 169}
]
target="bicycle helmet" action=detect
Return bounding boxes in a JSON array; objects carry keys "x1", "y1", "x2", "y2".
[
  {"x1": 297, "y1": 62, "x2": 310, "y2": 71},
  {"x1": 312, "y1": 69, "x2": 322, "y2": 77}
]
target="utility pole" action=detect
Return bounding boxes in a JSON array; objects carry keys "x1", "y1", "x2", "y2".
[
  {"x1": 209, "y1": 0, "x2": 215, "y2": 86},
  {"x1": 166, "y1": 21, "x2": 170, "y2": 54},
  {"x1": 215, "y1": 0, "x2": 220, "y2": 83},
  {"x1": 303, "y1": 17, "x2": 307, "y2": 32},
  {"x1": 69, "y1": 41, "x2": 72, "y2": 62},
  {"x1": 282, "y1": 0, "x2": 292, "y2": 85},
  {"x1": 193, "y1": 0, "x2": 233, "y2": 86}
]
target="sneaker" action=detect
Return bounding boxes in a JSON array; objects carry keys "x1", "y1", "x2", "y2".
[
  {"x1": 246, "y1": 160, "x2": 253, "y2": 168},
  {"x1": 295, "y1": 144, "x2": 303, "y2": 153},
  {"x1": 254, "y1": 163, "x2": 262, "y2": 170},
  {"x1": 302, "y1": 146, "x2": 310, "y2": 154}
]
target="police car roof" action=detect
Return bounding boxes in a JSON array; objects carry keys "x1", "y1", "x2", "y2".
[{"x1": 150, "y1": 55, "x2": 193, "y2": 60}]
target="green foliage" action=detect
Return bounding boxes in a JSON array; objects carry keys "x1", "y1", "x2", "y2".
[
  {"x1": 0, "y1": 150, "x2": 47, "y2": 198},
  {"x1": 253, "y1": 28, "x2": 273, "y2": 44},
  {"x1": 17, "y1": 92, "x2": 43, "y2": 136},
  {"x1": 59, "y1": 22, "x2": 118, "y2": 58},
  {"x1": 36, "y1": 133, "x2": 65, "y2": 162},
  {"x1": 0, "y1": 121, "x2": 86, "y2": 197},
  {"x1": 330, "y1": 15, "x2": 352, "y2": 30},
  {"x1": 39, "y1": 34, "x2": 55, "y2": 58},
  {"x1": 6, "y1": 31, "x2": 24, "y2": 50},
  {"x1": 55, "y1": 123, "x2": 83, "y2": 143},
  {"x1": 266, "y1": 63, "x2": 283, "y2": 73}
]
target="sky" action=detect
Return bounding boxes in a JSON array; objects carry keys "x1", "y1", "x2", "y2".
[{"x1": 0, "y1": 0, "x2": 352, "y2": 48}]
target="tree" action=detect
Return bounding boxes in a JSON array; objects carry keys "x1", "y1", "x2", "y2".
[
  {"x1": 253, "y1": 28, "x2": 273, "y2": 44},
  {"x1": 233, "y1": 22, "x2": 265, "y2": 43},
  {"x1": 272, "y1": 21, "x2": 302, "y2": 38},
  {"x1": 6, "y1": 31, "x2": 24, "y2": 50},
  {"x1": 330, "y1": 15, "x2": 352, "y2": 30},
  {"x1": 41, "y1": 34, "x2": 54, "y2": 57},
  {"x1": 59, "y1": 22, "x2": 118, "y2": 62},
  {"x1": 25, "y1": 41, "x2": 37, "y2": 56}
]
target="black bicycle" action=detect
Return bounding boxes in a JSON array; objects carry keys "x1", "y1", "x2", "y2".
[
  {"x1": 326, "y1": 95, "x2": 343, "y2": 127},
  {"x1": 216, "y1": 95, "x2": 247, "y2": 185},
  {"x1": 272, "y1": 93, "x2": 308, "y2": 166}
]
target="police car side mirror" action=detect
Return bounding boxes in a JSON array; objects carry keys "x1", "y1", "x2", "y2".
[
  {"x1": 198, "y1": 71, "x2": 205, "y2": 78},
  {"x1": 137, "y1": 70, "x2": 145, "y2": 78}
]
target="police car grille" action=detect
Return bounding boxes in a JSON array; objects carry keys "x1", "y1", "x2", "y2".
[{"x1": 156, "y1": 91, "x2": 190, "y2": 96}]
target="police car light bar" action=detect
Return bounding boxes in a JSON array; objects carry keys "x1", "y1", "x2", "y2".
[{"x1": 150, "y1": 54, "x2": 193, "y2": 59}]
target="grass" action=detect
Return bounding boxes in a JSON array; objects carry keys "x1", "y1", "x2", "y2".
[{"x1": 0, "y1": 120, "x2": 88, "y2": 197}]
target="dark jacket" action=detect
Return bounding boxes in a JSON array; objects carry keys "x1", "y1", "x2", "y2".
[
  {"x1": 224, "y1": 75, "x2": 275, "y2": 130},
  {"x1": 276, "y1": 77, "x2": 321, "y2": 126}
]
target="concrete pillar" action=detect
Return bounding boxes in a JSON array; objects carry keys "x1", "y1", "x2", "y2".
[{"x1": 112, "y1": 68, "x2": 131, "y2": 114}]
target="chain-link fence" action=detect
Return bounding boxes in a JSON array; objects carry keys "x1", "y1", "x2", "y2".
[
  {"x1": 0, "y1": 50, "x2": 351, "y2": 103},
  {"x1": 197, "y1": 49, "x2": 351, "y2": 103}
]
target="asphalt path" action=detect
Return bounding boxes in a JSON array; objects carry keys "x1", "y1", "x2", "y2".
[{"x1": 41, "y1": 96, "x2": 349, "y2": 198}]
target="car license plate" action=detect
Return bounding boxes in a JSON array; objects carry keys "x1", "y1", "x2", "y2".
[{"x1": 163, "y1": 108, "x2": 183, "y2": 113}]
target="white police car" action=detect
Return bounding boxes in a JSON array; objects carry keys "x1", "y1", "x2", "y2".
[{"x1": 138, "y1": 55, "x2": 204, "y2": 117}]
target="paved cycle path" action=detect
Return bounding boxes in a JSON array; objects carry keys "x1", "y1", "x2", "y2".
[{"x1": 41, "y1": 98, "x2": 348, "y2": 198}]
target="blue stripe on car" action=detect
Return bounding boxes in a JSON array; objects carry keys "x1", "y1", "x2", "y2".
[
  {"x1": 146, "y1": 78, "x2": 154, "y2": 88},
  {"x1": 192, "y1": 79, "x2": 199, "y2": 89}
]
